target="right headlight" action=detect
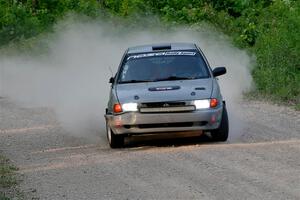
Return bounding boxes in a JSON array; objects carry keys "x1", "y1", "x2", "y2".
[{"x1": 113, "y1": 102, "x2": 138, "y2": 113}]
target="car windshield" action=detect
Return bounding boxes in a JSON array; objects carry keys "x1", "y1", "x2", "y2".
[{"x1": 118, "y1": 51, "x2": 210, "y2": 84}]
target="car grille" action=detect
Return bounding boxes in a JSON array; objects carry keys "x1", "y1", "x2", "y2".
[
  {"x1": 139, "y1": 102, "x2": 195, "y2": 113},
  {"x1": 138, "y1": 122, "x2": 193, "y2": 128},
  {"x1": 123, "y1": 121, "x2": 208, "y2": 129}
]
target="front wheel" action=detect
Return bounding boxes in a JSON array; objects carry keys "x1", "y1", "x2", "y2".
[
  {"x1": 210, "y1": 106, "x2": 229, "y2": 142},
  {"x1": 106, "y1": 121, "x2": 124, "y2": 148}
]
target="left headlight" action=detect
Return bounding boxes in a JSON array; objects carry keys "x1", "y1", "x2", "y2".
[
  {"x1": 193, "y1": 99, "x2": 210, "y2": 109},
  {"x1": 122, "y1": 103, "x2": 138, "y2": 112},
  {"x1": 193, "y1": 98, "x2": 219, "y2": 109}
]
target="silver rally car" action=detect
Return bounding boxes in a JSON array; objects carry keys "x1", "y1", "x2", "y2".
[{"x1": 105, "y1": 43, "x2": 228, "y2": 148}]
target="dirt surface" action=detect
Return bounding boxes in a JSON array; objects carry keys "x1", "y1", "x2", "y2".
[{"x1": 0, "y1": 98, "x2": 300, "y2": 200}]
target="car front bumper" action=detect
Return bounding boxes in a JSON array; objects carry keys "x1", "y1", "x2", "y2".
[{"x1": 105, "y1": 106, "x2": 223, "y2": 135}]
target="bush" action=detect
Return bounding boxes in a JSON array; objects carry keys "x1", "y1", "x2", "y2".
[
  {"x1": 0, "y1": 0, "x2": 101, "y2": 46},
  {"x1": 253, "y1": 1, "x2": 300, "y2": 103},
  {"x1": 0, "y1": 0, "x2": 41, "y2": 45},
  {"x1": 1, "y1": 0, "x2": 299, "y2": 105}
]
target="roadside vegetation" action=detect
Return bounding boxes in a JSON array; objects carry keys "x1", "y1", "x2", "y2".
[
  {"x1": 0, "y1": 154, "x2": 19, "y2": 200},
  {"x1": 1, "y1": 0, "x2": 299, "y2": 107}
]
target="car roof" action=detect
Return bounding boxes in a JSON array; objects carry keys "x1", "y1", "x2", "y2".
[{"x1": 127, "y1": 43, "x2": 197, "y2": 54}]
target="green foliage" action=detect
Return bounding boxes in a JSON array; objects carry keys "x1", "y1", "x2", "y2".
[
  {"x1": 0, "y1": 0, "x2": 41, "y2": 46},
  {"x1": 0, "y1": 154, "x2": 19, "y2": 200},
  {"x1": 0, "y1": 193, "x2": 11, "y2": 200},
  {"x1": 102, "y1": 0, "x2": 300, "y2": 105},
  {"x1": 253, "y1": 1, "x2": 300, "y2": 103},
  {"x1": 103, "y1": 0, "x2": 151, "y2": 17},
  {"x1": 0, "y1": 155, "x2": 17, "y2": 188},
  {"x1": 0, "y1": 0, "x2": 299, "y2": 105},
  {"x1": 0, "y1": 0, "x2": 101, "y2": 46}
]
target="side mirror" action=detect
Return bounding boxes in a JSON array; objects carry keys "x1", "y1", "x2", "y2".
[
  {"x1": 109, "y1": 77, "x2": 115, "y2": 84},
  {"x1": 212, "y1": 67, "x2": 226, "y2": 77}
]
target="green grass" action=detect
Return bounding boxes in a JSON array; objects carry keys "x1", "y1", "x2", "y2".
[
  {"x1": 0, "y1": 193, "x2": 10, "y2": 200},
  {"x1": 295, "y1": 104, "x2": 300, "y2": 111},
  {"x1": 0, "y1": 155, "x2": 18, "y2": 200},
  {"x1": 0, "y1": 155, "x2": 17, "y2": 188}
]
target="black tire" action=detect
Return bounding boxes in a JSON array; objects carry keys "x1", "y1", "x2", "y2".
[
  {"x1": 106, "y1": 122, "x2": 124, "y2": 148},
  {"x1": 210, "y1": 105, "x2": 229, "y2": 142}
]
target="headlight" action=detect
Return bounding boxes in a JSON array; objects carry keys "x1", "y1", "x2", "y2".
[
  {"x1": 193, "y1": 99, "x2": 219, "y2": 109},
  {"x1": 193, "y1": 99, "x2": 210, "y2": 109},
  {"x1": 122, "y1": 103, "x2": 138, "y2": 112}
]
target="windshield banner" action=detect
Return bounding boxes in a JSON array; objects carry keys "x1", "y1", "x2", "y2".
[{"x1": 127, "y1": 51, "x2": 196, "y2": 60}]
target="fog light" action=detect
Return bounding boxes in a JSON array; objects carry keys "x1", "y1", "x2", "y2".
[
  {"x1": 211, "y1": 115, "x2": 216, "y2": 123},
  {"x1": 115, "y1": 120, "x2": 122, "y2": 127}
]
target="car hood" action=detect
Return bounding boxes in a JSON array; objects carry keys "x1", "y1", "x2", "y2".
[{"x1": 116, "y1": 79, "x2": 213, "y2": 104}]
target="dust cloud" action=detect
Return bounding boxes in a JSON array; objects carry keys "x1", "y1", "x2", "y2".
[{"x1": 0, "y1": 18, "x2": 253, "y2": 140}]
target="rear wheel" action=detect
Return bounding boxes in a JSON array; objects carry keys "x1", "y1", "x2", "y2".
[
  {"x1": 106, "y1": 121, "x2": 124, "y2": 148},
  {"x1": 210, "y1": 106, "x2": 229, "y2": 142}
]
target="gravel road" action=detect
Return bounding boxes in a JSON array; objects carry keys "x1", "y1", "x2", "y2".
[{"x1": 0, "y1": 98, "x2": 299, "y2": 200}]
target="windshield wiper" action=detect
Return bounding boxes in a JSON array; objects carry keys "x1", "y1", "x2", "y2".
[
  {"x1": 155, "y1": 76, "x2": 195, "y2": 82},
  {"x1": 119, "y1": 80, "x2": 153, "y2": 84}
]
